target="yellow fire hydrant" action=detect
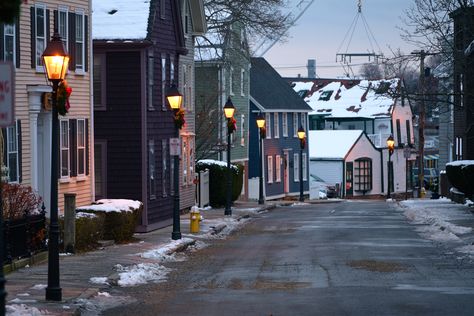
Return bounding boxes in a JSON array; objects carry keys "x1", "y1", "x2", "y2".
[{"x1": 190, "y1": 207, "x2": 200, "y2": 233}]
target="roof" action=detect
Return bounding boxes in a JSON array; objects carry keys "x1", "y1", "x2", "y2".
[
  {"x1": 291, "y1": 78, "x2": 399, "y2": 119},
  {"x1": 93, "y1": 0, "x2": 151, "y2": 40},
  {"x1": 250, "y1": 57, "x2": 313, "y2": 112},
  {"x1": 308, "y1": 130, "x2": 363, "y2": 159}
]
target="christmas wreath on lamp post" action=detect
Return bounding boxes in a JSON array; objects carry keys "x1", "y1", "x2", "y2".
[{"x1": 56, "y1": 80, "x2": 72, "y2": 116}]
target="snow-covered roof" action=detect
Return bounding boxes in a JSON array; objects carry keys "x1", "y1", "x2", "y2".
[
  {"x1": 308, "y1": 130, "x2": 362, "y2": 159},
  {"x1": 446, "y1": 160, "x2": 474, "y2": 167},
  {"x1": 292, "y1": 79, "x2": 399, "y2": 120},
  {"x1": 92, "y1": 0, "x2": 151, "y2": 40}
]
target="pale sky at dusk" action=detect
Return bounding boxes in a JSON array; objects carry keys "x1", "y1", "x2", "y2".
[{"x1": 263, "y1": 0, "x2": 417, "y2": 78}]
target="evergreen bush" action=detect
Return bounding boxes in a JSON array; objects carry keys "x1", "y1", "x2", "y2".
[{"x1": 446, "y1": 161, "x2": 474, "y2": 199}]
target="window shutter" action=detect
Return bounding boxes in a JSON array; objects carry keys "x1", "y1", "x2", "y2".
[
  {"x1": 53, "y1": 10, "x2": 58, "y2": 32},
  {"x1": 84, "y1": 15, "x2": 88, "y2": 72},
  {"x1": 30, "y1": 7, "x2": 35, "y2": 68},
  {"x1": 69, "y1": 119, "x2": 77, "y2": 177},
  {"x1": 15, "y1": 19, "x2": 20, "y2": 68},
  {"x1": 68, "y1": 12, "x2": 76, "y2": 71},
  {"x1": 16, "y1": 120, "x2": 22, "y2": 183},
  {"x1": 1, "y1": 128, "x2": 6, "y2": 173},
  {"x1": 46, "y1": 9, "x2": 50, "y2": 44},
  {"x1": 85, "y1": 119, "x2": 89, "y2": 175},
  {"x1": 0, "y1": 23, "x2": 4, "y2": 61}
]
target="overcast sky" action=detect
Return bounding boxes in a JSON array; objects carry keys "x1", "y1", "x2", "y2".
[{"x1": 263, "y1": 0, "x2": 417, "y2": 78}]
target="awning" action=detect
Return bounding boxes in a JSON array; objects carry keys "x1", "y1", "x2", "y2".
[{"x1": 424, "y1": 154, "x2": 439, "y2": 160}]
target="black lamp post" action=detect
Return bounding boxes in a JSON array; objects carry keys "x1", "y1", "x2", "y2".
[
  {"x1": 166, "y1": 83, "x2": 183, "y2": 240},
  {"x1": 387, "y1": 134, "x2": 395, "y2": 199},
  {"x1": 223, "y1": 97, "x2": 235, "y2": 216},
  {"x1": 256, "y1": 113, "x2": 266, "y2": 205},
  {"x1": 42, "y1": 32, "x2": 70, "y2": 301},
  {"x1": 297, "y1": 126, "x2": 306, "y2": 202}
]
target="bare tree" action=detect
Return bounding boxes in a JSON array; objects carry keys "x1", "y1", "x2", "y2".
[
  {"x1": 195, "y1": 91, "x2": 223, "y2": 161},
  {"x1": 359, "y1": 63, "x2": 383, "y2": 80}
]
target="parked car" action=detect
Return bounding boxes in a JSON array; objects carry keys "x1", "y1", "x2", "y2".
[
  {"x1": 413, "y1": 168, "x2": 439, "y2": 190},
  {"x1": 310, "y1": 174, "x2": 338, "y2": 199}
]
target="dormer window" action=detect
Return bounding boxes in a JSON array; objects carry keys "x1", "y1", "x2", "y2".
[{"x1": 319, "y1": 90, "x2": 333, "y2": 101}]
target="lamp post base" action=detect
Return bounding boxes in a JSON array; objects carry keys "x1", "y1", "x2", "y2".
[
  {"x1": 171, "y1": 231, "x2": 182, "y2": 240},
  {"x1": 45, "y1": 287, "x2": 62, "y2": 301}
]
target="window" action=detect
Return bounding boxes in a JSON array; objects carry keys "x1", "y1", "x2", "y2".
[
  {"x1": 34, "y1": 4, "x2": 47, "y2": 69},
  {"x1": 282, "y1": 113, "x2": 288, "y2": 137},
  {"x1": 319, "y1": 90, "x2": 333, "y2": 101},
  {"x1": 161, "y1": 55, "x2": 167, "y2": 110},
  {"x1": 294, "y1": 153, "x2": 299, "y2": 182},
  {"x1": 182, "y1": 137, "x2": 188, "y2": 184},
  {"x1": 273, "y1": 113, "x2": 279, "y2": 138},
  {"x1": 147, "y1": 52, "x2": 154, "y2": 109},
  {"x1": 182, "y1": 65, "x2": 187, "y2": 110},
  {"x1": 75, "y1": 10, "x2": 85, "y2": 71},
  {"x1": 60, "y1": 120, "x2": 70, "y2": 178},
  {"x1": 183, "y1": 0, "x2": 189, "y2": 34},
  {"x1": 455, "y1": 137, "x2": 463, "y2": 160},
  {"x1": 160, "y1": 0, "x2": 166, "y2": 19},
  {"x1": 93, "y1": 54, "x2": 106, "y2": 110},
  {"x1": 301, "y1": 113, "x2": 306, "y2": 131},
  {"x1": 267, "y1": 156, "x2": 273, "y2": 183},
  {"x1": 240, "y1": 114, "x2": 245, "y2": 146},
  {"x1": 58, "y1": 7, "x2": 68, "y2": 48},
  {"x1": 229, "y1": 67, "x2": 234, "y2": 95},
  {"x1": 275, "y1": 155, "x2": 281, "y2": 182},
  {"x1": 396, "y1": 119, "x2": 401, "y2": 146},
  {"x1": 3, "y1": 23, "x2": 16, "y2": 65},
  {"x1": 94, "y1": 141, "x2": 106, "y2": 200},
  {"x1": 170, "y1": 58, "x2": 174, "y2": 82},
  {"x1": 77, "y1": 119, "x2": 86, "y2": 176},
  {"x1": 293, "y1": 113, "x2": 299, "y2": 137},
  {"x1": 354, "y1": 158, "x2": 372, "y2": 191},
  {"x1": 406, "y1": 120, "x2": 411, "y2": 145},
  {"x1": 188, "y1": 137, "x2": 194, "y2": 185},
  {"x1": 162, "y1": 139, "x2": 168, "y2": 196},
  {"x1": 265, "y1": 113, "x2": 271, "y2": 139},
  {"x1": 187, "y1": 65, "x2": 192, "y2": 111},
  {"x1": 240, "y1": 68, "x2": 245, "y2": 96},
  {"x1": 302, "y1": 153, "x2": 307, "y2": 181},
  {"x1": 6, "y1": 121, "x2": 20, "y2": 182},
  {"x1": 149, "y1": 140, "x2": 156, "y2": 199}
]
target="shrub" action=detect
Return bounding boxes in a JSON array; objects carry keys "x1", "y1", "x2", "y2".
[
  {"x1": 196, "y1": 160, "x2": 243, "y2": 207},
  {"x1": 60, "y1": 212, "x2": 105, "y2": 253},
  {"x1": 1, "y1": 183, "x2": 42, "y2": 220},
  {"x1": 77, "y1": 200, "x2": 143, "y2": 243},
  {"x1": 446, "y1": 161, "x2": 474, "y2": 199}
]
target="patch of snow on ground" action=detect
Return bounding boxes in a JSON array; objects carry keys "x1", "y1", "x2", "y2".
[
  {"x1": 6, "y1": 304, "x2": 46, "y2": 316},
  {"x1": 30, "y1": 284, "x2": 47, "y2": 290},
  {"x1": 457, "y1": 245, "x2": 474, "y2": 257},
  {"x1": 76, "y1": 293, "x2": 135, "y2": 316},
  {"x1": 115, "y1": 263, "x2": 171, "y2": 287},
  {"x1": 291, "y1": 202, "x2": 310, "y2": 207},
  {"x1": 140, "y1": 238, "x2": 194, "y2": 262},
  {"x1": 90, "y1": 277, "x2": 109, "y2": 285}
]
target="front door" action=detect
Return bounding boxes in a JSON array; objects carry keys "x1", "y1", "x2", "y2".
[
  {"x1": 345, "y1": 162, "x2": 353, "y2": 196},
  {"x1": 37, "y1": 113, "x2": 52, "y2": 215}
]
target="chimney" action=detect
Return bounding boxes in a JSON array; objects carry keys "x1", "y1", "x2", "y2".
[{"x1": 307, "y1": 59, "x2": 316, "y2": 78}]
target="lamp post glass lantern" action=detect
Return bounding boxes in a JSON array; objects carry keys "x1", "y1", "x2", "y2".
[
  {"x1": 42, "y1": 32, "x2": 69, "y2": 302},
  {"x1": 386, "y1": 135, "x2": 395, "y2": 199},
  {"x1": 256, "y1": 113, "x2": 265, "y2": 204},
  {"x1": 224, "y1": 97, "x2": 235, "y2": 215},
  {"x1": 167, "y1": 84, "x2": 183, "y2": 240},
  {"x1": 297, "y1": 126, "x2": 306, "y2": 202}
]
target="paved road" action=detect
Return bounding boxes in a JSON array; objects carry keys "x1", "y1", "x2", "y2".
[{"x1": 102, "y1": 201, "x2": 474, "y2": 316}]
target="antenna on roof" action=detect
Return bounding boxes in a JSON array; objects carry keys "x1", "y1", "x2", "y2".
[{"x1": 335, "y1": 0, "x2": 383, "y2": 76}]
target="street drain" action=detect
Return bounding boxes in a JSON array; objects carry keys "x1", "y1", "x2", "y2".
[{"x1": 348, "y1": 260, "x2": 408, "y2": 273}]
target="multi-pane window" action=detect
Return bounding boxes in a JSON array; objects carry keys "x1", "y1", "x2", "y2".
[
  {"x1": 58, "y1": 7, "x2": 68, "y2": 48},
  {"x1": 455, "y1": 137, "x2": 463, "y2": 160},
  {"x1": 35, "y1": 4, "x2": 47, "y2": 69},
  {"x1": 75, "y1": 10, "x2": 85, "y2": 71},
  {"x1": 282, "y1": 113, "x2": 288, "y2": 137},
  {"x1": 241, "y1": 68, "x2": 245, "y2": 96},
  {"x1": 302, "y1": 153, "x2": 307, "y2": 181},
  {"x1": 187, "y1": 65, "x2": 192, "y2": 111},
  {"x1": 301, "y1": 113, "x2": 306, "y2": 131},
  {"x1": 275, "y1": 155, "x2": 281, "y2": 182},
  {"x1": 396, "y1": 119, "x2": 401, "y2": 146},
  {"x1": 189, "y1": 137, "x2": 194, "y2": 185},
  {"x1": 294, "y1": 153, "x2": 299, "y2": 182},
  {"x1": 240, "y1": 114, "x2": 245, "y2": 146},
  {"x1": 182, "y1": 65, "x2": 187, "y2": 110},
  {"x1": 229, "y1": 67, "x2": 234, "y2": 95},
  {"x1": 161, "y1": 55, "x2": 167, "y2": 110},
  {"x1": 3, "y1": 23, "x2": 15, "y2": 64},
  {"x1": 77, "y1": 119, "x2": 86, "y2": 176},
  {"x1": 93, "y1": 54, "x2": 106, "y2": 110},
  {"x1": 265, "y1": 113, "x2": 271, "y2": 139},
  {"x1": 149, "y1": 140, "x2": 156, "y2": 199},
  {"x1": 267, "y1": 156, "x2": 273, "y2": 183},
  {"x1": 354, "y1": 158, "x2": 372, "y2": 191},
  {"x1": 6, "y1": 122, "x2": 19, "y2": 182},
  {"x1": 273, "y1": 113, "x2": 279, "y2": 138},
  {"x1": 147, "y1": 53, "x2": 154, "y2": 109},
  {"x1": 170, "y1": 58, "x2": 174, "y2": 82},
  {"x1": 60, "y1": 120, "x2": 70, "y2": 178},
  {"x1": 293, "y1": 113, "x2": 299, "y2": 137},
  {"x1": 406, "y1": 120, "x2": 411, "y2": 144},
  {"x1": 182, "y1": 137, "x2": 188, "y2": 184},
  {"x1": 162, "y1": 139, "x2": 168, "y2": 196}
]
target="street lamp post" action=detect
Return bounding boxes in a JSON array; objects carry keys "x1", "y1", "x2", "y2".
[
  {"x1": 256, "y1": 113, "x2": 266, "y2": 205},
  {"x1": 297, "y1": 126, "x2": 306, "y2": 202},
  {"x1": 166, "y1": 83, "x2": 183, "y2": 240},
  {"x1": 223, "y1": 97, "x2": 235, "y2": 216},
  {"x1": 42, "y1": 32, "x2": 70, "y2": 301},
  {"x1": 387, "y1": 135, "x2": 395, "y2": 199}
]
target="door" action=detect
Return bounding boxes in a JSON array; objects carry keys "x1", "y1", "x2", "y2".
[
  {"x1": 284, "y1": 151, "x2": 290, "y2": 194},
  {"x1": 345, "y1": 162, "x2": 353, "y2": 196},
  {"x1": 94, "y1": 140, "x2": 107, "y2": 200},
  {"x1": 37, "y1": 113, "x2": 51, "y2": 216}
]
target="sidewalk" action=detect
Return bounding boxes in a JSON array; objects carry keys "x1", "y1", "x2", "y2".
[{"x1": 4, "y1": 201, "x2": 277, "y2": 315}]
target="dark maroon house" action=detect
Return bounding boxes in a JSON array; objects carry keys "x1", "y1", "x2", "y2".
[{"x1": 92, "y1": 0, "x2": 188, "y2": 231}]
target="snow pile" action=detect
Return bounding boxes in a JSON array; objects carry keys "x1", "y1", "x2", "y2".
[
  {"x1": 141, "y1": 238, "x2": 194, "y2": 261},
  {"x1": 6, "y1": 304, "x2": 46, "y2": 316},
  {"x1": 196, "y1": 159, "x2": 239, "y2": 171},
  {"x1": 90, "y1": 277, "x2": 109, "y2": 285},
  {"x1": 291, "y1": 202, "x2": 310, "y2": 207},
  {"x1": 399, "y1": 198, "x2": 473, "y2": 243},
  {"x1": 77, "y1": 199, "x2": 142, "y2": 213},
  {"x1": 115, "y1": 263, "x2": 171, "y2": 287}
]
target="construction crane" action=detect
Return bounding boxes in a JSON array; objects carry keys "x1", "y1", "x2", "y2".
[
  {"x1": 335, "y1": 0, "x2": 383, "y2": 77},
  {"x1": 253, "y1": 0, "x2": 315, "y2": 57}
]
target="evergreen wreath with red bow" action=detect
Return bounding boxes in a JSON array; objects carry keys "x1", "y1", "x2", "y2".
[
  {"x1": 227, "y1": 117, "x2": 237, "y2": 134},
  {"x1": 57, "y1": 80, "x2": 72, "y2": 116},
  {"x1": 174, "y1": 108, "x2": 186, "y2": 129}
]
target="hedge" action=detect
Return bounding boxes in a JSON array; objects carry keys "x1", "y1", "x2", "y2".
[{"x1": 446, "y1": 161, "x2": 474, "y2": 199}]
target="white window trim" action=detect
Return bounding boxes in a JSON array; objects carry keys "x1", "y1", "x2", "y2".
[
  {"x1": 293, "y1": 113, "x2": 299, "y2": 137},
  {"x1": 75, "y1": 9, "x2": 85, "y2": 73},
  {"x1": 3, "y1": 23, "x2": 16, "y2": 66},
  {"x1": 188, "y1": 137, "x2": 195, "y2": 185},
  {"x1": 302, "y1": 153, "x2": 307, "y2": 181},
  {"x1": 58, "y1": 6, "x2": 68, "y2": 49},
  {"x1": 60, "y1": 119, "x2": 70, "y2": 179},
  {"x1": 275, "y1": 155, "x2": 281, "y2": 182},
  {"x1": 273, "y1": 113, "x2": 279, "y2": 139},
  {"x1": 6, "y1": 122, "x2": 19, "y2": 183},
  {"x1": 147, "y1": 52, "x2": 154, "y2": 110},
  {"x1": 267, "y1": 155, "x2": 273, "y2": 184},
  {"x1": 265, "y1": 113, "x2": 271, "y2": 139},
  {"x1": 149, "y1": 140, "x2": 156, "y2": 199},
  {"x1": 282, "y1": 113, "x2": 288, "y2": 137},
  {"x1": 182, "y1": 137, "x2": 188, "y2": 185},
  {"x1": 35, "y1": 4, "x2": 47, "y2": 72},
  {"x1": 301, "y1": 113, "x2": 306, "y2": 132},
  {"x1": 240, "y1": 68, "x2": 245, "y2": 96},
  {"x1": 240, "y1": 114, "x2": 245, "y2": 146},
  {"x1": 229, "y1": 67, "x2": 234, "y2": 95},
  {"x1": 77, "y1": 119, "x2": 86, "y2": 176},
  {"x1": 294, "y1": 153, "x2": 299, "y2": 182}
]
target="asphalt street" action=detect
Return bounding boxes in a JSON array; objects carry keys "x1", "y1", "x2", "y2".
[{"x1": 102, "y1": 200, "x2": 474, "y2": 316}]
